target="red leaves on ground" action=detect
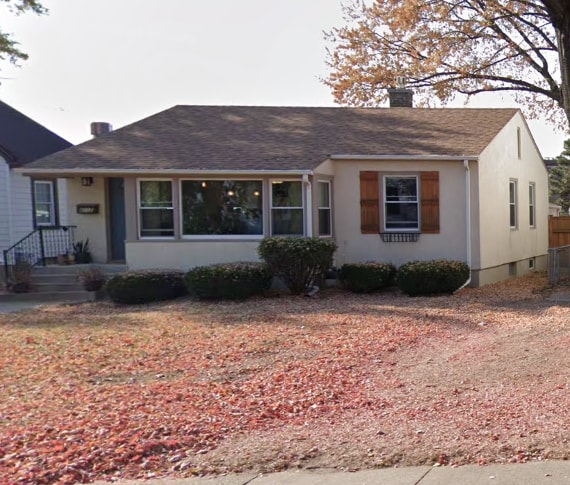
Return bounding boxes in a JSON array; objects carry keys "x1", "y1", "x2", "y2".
[{"x1": 0, "y1": 273, "x2": 568, "y2": 483}]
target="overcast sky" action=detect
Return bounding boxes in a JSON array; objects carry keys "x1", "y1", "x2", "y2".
[{"x1": 0, "y1": 0, "x2": 566, "y2": 157}]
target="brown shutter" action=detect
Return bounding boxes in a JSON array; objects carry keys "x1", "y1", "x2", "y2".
[
  {"x1": 421, "y1": 171, "x2": 440, "y2": 233},
  {"x1": 360, "y1": 171, "x2": 379, "y2": 234}
]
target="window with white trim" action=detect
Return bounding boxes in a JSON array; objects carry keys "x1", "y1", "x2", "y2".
[
  {"x1": 383, "y1": 175, "x2": 419, "y2": 231},
  {"x1": 529, "y1": 183, "x2": 536, "y2": 228},
  {"x1": 271, "y1": 181, "x2": 304, "y2": 235},
  {"x1": 138, "y1": 180, "x2": 174, "y2": 237},
  {"x1": 317, "y1": 181, "x2": 332, "y2": 236},
  {"x1": 509, "y1": 179, "x2": 518, "y2": 229},
  {"x1": 181, "y1": 180, "x2": 263, "y2": 236},
  {"x1": 33, "y1": 180, "x2": 56, "y2": 226}
]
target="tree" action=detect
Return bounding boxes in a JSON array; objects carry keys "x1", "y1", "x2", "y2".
[
  {"x1": 0, "y1": 0, "x2": 46, "y2": 68},
  {"x1": 550, "y1": 138, "x2": 570, "y2": 213},
  {"x1": 325, "y1": 0, "x2": 570, "y2": 128}
]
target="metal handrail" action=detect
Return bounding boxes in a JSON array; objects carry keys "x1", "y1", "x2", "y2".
[{"x1": 3, "y1": 225, "x2": 76, "y2": 286}]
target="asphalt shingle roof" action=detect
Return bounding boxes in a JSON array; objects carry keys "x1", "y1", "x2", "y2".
[
  {"x1": 0, "y1": 100, "x2": 71, "y2": 167},
  {"x1": 21, "y1": 105, "x2": 520, "y2": 172}
]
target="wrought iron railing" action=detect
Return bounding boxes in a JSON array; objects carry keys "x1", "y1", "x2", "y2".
[
  {"x1": 548, "y1": 244, "x2": 570, "y2": 285},
  {"x1": 3, "y1": 226, "x2": 76, "y2": 285}
]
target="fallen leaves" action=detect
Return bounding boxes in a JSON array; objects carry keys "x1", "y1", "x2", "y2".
[{"x1": 1, "y1": 273, "x2": 569, "y2": 483}]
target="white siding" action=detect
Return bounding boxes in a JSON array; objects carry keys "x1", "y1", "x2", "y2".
[
  {"x1": 0, "y1": 157, "x2": 10, "y2": 256},
  {"x1": 9, "y1": 171, "x2": 33, "y2": 244},
  {"x1": 57, "y1": 178, "x2": 69, "y2": 225}
]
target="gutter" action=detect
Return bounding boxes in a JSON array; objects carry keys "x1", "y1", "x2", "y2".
[
  {"x1": 14, "y1": 168, "x2": 315, "y2": 176},
  {"x1": 329, "y1": 154, "x2": 479, "y2": 161},
  {"x1": 456, "y1": 159, "x2": 472, "y2": 291}
]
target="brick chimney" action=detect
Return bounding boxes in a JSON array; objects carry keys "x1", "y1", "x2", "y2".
[
  {"x1": 90, "y1": 122, "x2": 112, "y2": 137},
  {"x1": 387, "y1": 88, "x2": 414, "y2": 108}
]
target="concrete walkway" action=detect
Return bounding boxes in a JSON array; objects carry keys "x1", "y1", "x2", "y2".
[
  {"x1": 93, "y1": 461, "x2": 570, "y2": 485},
  {"x1": 0, "y1": 297, "x2": 85, "y2": 313}
]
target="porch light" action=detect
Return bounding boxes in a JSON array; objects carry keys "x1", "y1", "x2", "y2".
[
  {"x1": 253, "y1": 191, "x2": 260, "y2": 197},
  {"x1": 201, "y1": 181, "x2": 207, "y2": 188},
  {"x1": 227, "y1": 190, "x2": 235, "y2": 196},
  {"x1": 81, "y1": 177, "x2": 94, "y2": 187}
]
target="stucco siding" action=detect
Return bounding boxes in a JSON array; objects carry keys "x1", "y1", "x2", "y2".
[
  {"x1": 477, "y1": 113, "x2": 548, "y2": 272},
  {"x1": 66, "y1": 177, "x2": 108, "y2": 263},
  {"x1": 331, "y1": 159, "x2": 468, "y2": 267},
  {"x1": 126, "y1": 240, "x2": 261, "y2": 270}
]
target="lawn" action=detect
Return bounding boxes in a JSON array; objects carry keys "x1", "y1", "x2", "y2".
[{"x1": 1, "y1": 273, "x2": 570, "y2": 484}]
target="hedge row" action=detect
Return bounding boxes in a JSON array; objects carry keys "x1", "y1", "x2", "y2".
[{"x1": 103, "y1": 238, "x2": 469, "y2": 304}]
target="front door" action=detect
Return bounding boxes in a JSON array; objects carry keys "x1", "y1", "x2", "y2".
[{"x1": 108, "y1": 177, "x2": 126, "y2": 261}]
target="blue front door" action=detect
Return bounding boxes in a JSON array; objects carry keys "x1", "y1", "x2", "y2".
[{"x1": 108, "y1": 177, "x2": 126, "y2": 261}]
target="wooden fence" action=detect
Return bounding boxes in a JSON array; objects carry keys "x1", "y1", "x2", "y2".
[{"x1": 549, "y1": 216, "x2": 570, "y2": 248}]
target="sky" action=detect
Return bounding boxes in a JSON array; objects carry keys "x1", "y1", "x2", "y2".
[{"x1": 0, "y1": 0, "x2": 567, "y2": 158}]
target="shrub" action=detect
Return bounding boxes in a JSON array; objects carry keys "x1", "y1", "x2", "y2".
[
  {"x1": 9, "y1": 261, "x2": 33, "y2": 293},
  {"x1": 340, "y1": 262, "x2": 397, "y2": 293},
  {"x1": 186, "y1": 262, "x2": 272, "y2": 300},
  {"x1": 78, "y1": 266, "x2": 106, "y2": 292},
  {"x1": 105, "y1": 270, "x2": 187, "y2": 304},
  {"x1": 258, "y1": 237, "x2": 337, "y2": 295},
  {"x1": 396, "y1": 259, "x2": 470, "y2": 296}
]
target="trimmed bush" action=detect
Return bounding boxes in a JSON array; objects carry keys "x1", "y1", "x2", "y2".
[
  {"x1": 396, "y1": 260, "x2": 470, "y2": 296},
  {"x1": 105, "y1": 270, "x2": 187, "y2": 304},
  {"x1": 185, "y1": 262, "x2": 272, "y2": 300},
  {"x1": 258, "y1": 237, "x2": 337, "y2": 295},
  {"x1": 340, "y1": 262, "x2": 397, "y2": 293}
]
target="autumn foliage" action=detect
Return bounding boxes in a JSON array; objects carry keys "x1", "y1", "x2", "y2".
[{"x1": 325, "y1": 0, "x2": 570, "y2": 127}]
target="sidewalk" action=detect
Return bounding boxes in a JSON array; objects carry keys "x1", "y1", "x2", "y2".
[{"x1": 94, "y1": 461, "x2": 570, "y2": 485}]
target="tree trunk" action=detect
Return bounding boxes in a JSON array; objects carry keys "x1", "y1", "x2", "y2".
[{"x1": 542, "y1": 0, "x2": 570, "y2": 127}]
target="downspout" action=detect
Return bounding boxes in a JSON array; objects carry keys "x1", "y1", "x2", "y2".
[
  {"x1": 303, "y1": 174, "x2": 313, "y2": 237},
  {"x1": 456, "y1": 159, "x2": 472, "y2": 291}
]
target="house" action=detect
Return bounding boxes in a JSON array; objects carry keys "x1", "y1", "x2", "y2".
[
  {"x1": 0, "y1": 100, "x2": 72, "y2": 263},
  {"x1": 17, "y1": 91, "x2": 549, "y2": 286}
]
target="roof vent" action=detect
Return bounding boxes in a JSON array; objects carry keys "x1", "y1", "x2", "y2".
[{"x1": 90, "y1": 122, "x2": 112, "y2": 137}]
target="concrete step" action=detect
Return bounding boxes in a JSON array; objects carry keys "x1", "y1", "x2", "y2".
[
  {"x1": 34, "y1": 282, "x2": 83, "y2": 292},
  {"x1": 32, "y1": 274, "x2": 80, "y2": 284},
  {"x1": 0, "y1": 290, "x2": 97, "y2": 304}
]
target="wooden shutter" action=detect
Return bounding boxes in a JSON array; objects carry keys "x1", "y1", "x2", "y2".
[
  {"x1": 360, "y1": 171, "x2": 379, "y2": 234},
  {"x1": 421, "y1": 171, "x2": 440, "y2": 233}
]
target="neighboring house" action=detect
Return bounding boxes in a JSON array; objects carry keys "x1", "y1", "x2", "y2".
[
  {"x1": 17, "y1": 91, "x2": 549, "y2": 286},
  {"x1": 549, "y1": 202, "x2": 562, "y2": 217},
  {"x1": 0, "y1": 100, "x2": 72, "y2": 262}
]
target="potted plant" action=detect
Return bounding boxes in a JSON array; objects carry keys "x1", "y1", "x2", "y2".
[
  {"x1": 73, "y1": 239, "x2": 92, "y2": 264},
  {"x1": 78, "y1": 266, "x2": 106, "y2": 291}
]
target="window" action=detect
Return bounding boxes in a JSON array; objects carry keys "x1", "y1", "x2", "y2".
[
  {"x1": 138, "y1": 180, "x2": 174, "y2": 237},
  {"x1": 529, "y1": 183, "x2": 536, "y2": 227},
  {"x1": 317, "y1": 181, "x2": 332, "y2": 236},
  {"x1": 271, "y1": 181, "x2": 304, "y2": 235},
  {"x1": 181, "y1": 180, "x2": 262, "y2": 236},
  {"x1": 383, "y1": 175, "x2": 419, "y2": 231},
  {"x1": 33, "y1": 180, "x2": 56, "y2": 226},
  {"x1": 509, "y1": 180, "x2": 518, "y2": 229}
]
